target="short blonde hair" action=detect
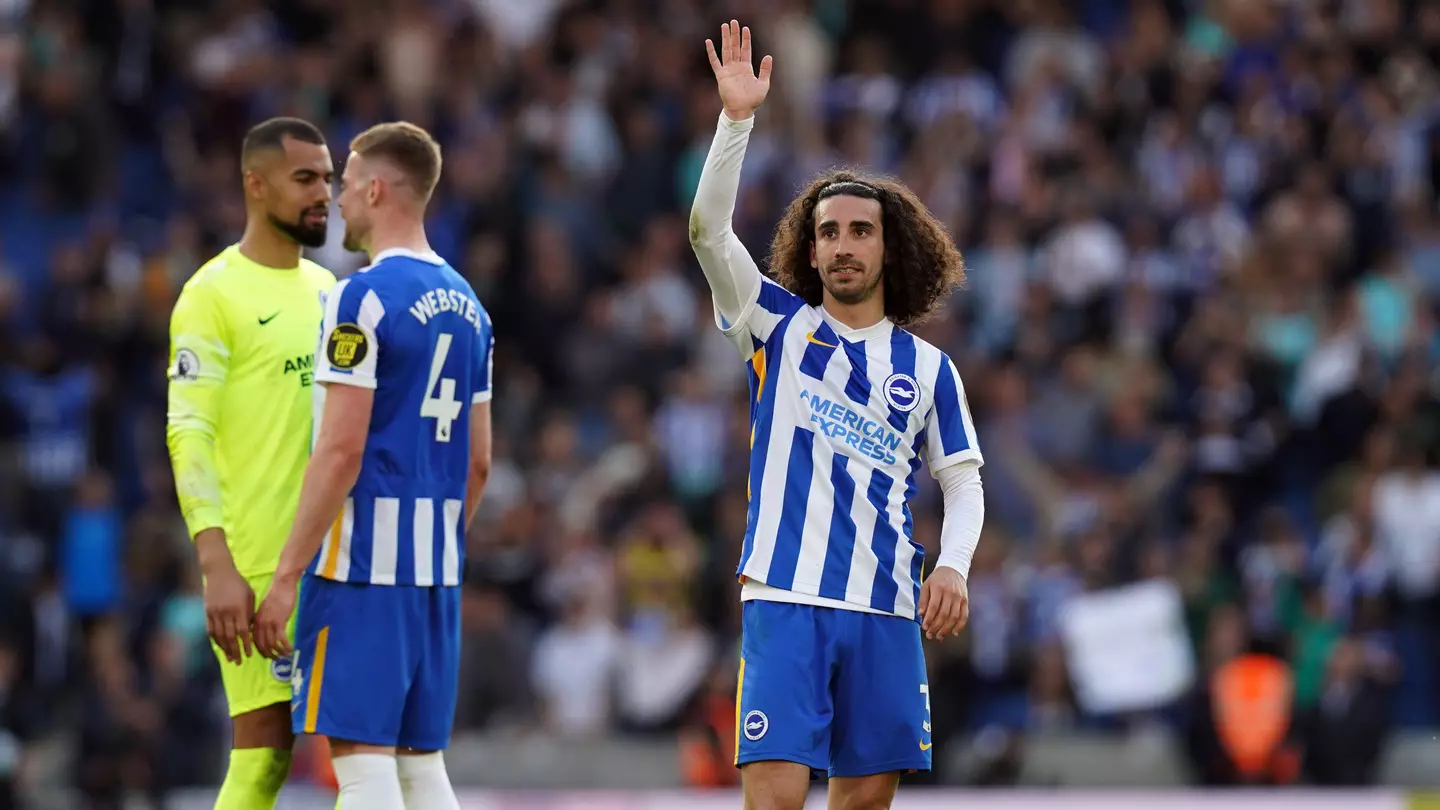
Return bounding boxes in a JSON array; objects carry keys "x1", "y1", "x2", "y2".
[{"x1": 351, "y1": 122, "x2": 443, "y2": 200}]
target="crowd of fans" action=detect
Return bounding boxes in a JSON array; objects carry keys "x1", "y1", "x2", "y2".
[{"x1": 2, "y1": 0, "x2": 1440, "y2": 801}]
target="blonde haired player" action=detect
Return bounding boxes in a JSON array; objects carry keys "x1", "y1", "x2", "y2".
[{"x1": 255, "y1": 121, "x2": 493, "y2": 810}]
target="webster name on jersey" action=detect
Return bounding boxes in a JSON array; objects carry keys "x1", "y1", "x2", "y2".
[{"x1": 408, "y1": 286, "x2": 485, "y2": 332}]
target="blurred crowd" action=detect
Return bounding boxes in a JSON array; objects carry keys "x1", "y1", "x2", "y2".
[{"x1": 2, "y1": 0, "x2": 1440, "y2": 802}]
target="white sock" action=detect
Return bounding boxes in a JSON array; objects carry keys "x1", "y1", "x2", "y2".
[
  {"x1": 397, "y1": 752, "x2": 461, "y2": 810},
  {"x1": 332, "y1": 753, "x2": 403, "y2": 810}
]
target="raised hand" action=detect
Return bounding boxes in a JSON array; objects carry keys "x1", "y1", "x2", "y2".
[{"x1": 705, "y1": 19, "x2": 773, "y2": 121}]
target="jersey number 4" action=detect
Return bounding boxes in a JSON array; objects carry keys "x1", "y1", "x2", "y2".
[{"x1": 421, "y1": 333, "x2": 463, "y2": 443}]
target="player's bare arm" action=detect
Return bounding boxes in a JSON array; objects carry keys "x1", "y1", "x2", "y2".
[
  {"x1": 688, "y1": 20, "x2": 774, "y2": 323},
  {"x1": 465, "y1": 402, "x2": 492, "y2": 530},
  {"x1": 254, "y1": 383, "x2": 374, "y2": 660}
]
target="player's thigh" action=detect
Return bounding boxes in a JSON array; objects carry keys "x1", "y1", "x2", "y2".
[
  {"x1": 398, "y1": 585, "x2": 461, "y2": 752},
  {"x1": 829, "y1": 611, "x2": 930, "y2": 779},
  {"x1": 213, "y1": 574, "x2": 295, "y2": 728},
  {"x1": 740, "y1": 760, "x2": 811, "y2": 810},
  {"x1": 826, "y1": 774, "x2": 900, "y2": 810},
  {"x1": 230, "y1": 702, "x2": 295, "y2": 750},
  {"x1": 290, "y1": 576, "x2": 411, "y2": 747},
  {"x1": 737, "y1": 600, "x2": 835, "y2": 773}
]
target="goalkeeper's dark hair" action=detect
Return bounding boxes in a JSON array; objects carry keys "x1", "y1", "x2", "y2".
[
  {"x1": 768, "y1": 169, "x2": 966, "y2": 327},
  {"x1": 241, "y1": 117, "x2": 326, "y2": 166}
]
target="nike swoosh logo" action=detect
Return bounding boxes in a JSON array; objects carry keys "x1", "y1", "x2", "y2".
[
  {"x1": 806, "y1": 331, "x2": 838, "y2": 349},
  {"x1": 919, "y1": 741, "x2": 932, "y2": 751},
  {"x1": 258, "y1": 312, "x2": 280, "y2": 325}
]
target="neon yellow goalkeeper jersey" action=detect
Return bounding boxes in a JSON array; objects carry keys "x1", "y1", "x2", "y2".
[{"x1": 166, "y1": 245, "x2": 336, "y2": 578}]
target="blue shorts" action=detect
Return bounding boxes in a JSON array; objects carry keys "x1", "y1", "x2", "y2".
[
  {"x1": 290, "y1": 574, "x2": 460, "y2": 751},
  {"x1": 736, "y1": 599, "x2": 932, "y2": 778}
]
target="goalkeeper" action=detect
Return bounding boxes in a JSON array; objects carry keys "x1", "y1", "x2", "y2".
[{"x1": 165, "y1": 117, "x2": 337, "y2": 809}]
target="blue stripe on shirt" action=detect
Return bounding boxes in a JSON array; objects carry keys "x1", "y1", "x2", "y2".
[
  {"x1": 886, "y1": 330, "x2": 918, "y2": 432},
  {"x1": 932, "y1": 357, "x2": 971, "y2": 457},
  {"x1": 818, "y1": 454, "x2": 858, "y2": 600},
  {"x1": 904, "y1": 430, "x2": 926, "y2": 610},
  {"x1": 764, "y1": 427, "x2": 816, "y2": 590},
  {"x1": 738, "y1": 326, "x2": 785, "y2": 576},
  {"x1": 866, "y1": 467, "x2": 900, "y2": 612},
  {"x1": 843, "y1": 340, "x2": 871, "y2": 406}
]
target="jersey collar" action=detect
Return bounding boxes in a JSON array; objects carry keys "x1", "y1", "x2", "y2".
[
  {"x1": 820, "y1": 307, "x2": 893, "y2": 343},
  {"x1": 369, "y1": 247, "x2": 445, "y2": 267}
]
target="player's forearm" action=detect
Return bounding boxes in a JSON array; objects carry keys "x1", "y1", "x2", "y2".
[
  {"x1": 193, "y1": 528, "x2": 239, "y2": 578},
  {"x1": 935, "y1": 462, "x2": 985, "y2": 578},
  {"x1": 166, "y1": 427, "x2": 226, "y2": 542},
  {"x1": 689, "y1": 112, "x2": 761, "y2": 321},
  {"x1": 464, "y1": 467, "x2": 489, "y2": 531},
  {"x1": 275, "y1": 445, "x2": 364, "y2": 582}
]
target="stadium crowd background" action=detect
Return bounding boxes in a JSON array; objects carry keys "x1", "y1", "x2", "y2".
[{"x1": 2, "y1": 0, "x2": 1440, "y2": 803}]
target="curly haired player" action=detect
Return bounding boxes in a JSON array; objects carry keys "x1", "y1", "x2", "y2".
[{"x1": 689, "y1": 20, "x2": 986, "y2": 810}]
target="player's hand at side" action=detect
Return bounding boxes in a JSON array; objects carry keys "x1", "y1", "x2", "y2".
[
  {"x1": 204, "y1": 561, "x2": 257, "y2": 664},
  {"x1": 705, "y1": 19, "x2": 773, "y2": 121},
  {"x1": 253, "y1": 574, "x2": 298, "y2": 661},
  {"x1": 918, "y1": 566, "x2": 970, "y2": 641}
]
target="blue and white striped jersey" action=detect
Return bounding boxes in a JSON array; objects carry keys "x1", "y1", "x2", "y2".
[
  {"x1": 310, "y1": 248, "x2": 493, "y2": 587},
  {"x1": 725, "y1": 277, "x2": 982, "y2": 621}
]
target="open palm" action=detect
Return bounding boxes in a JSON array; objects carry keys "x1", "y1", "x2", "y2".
[{"x1": 705, "y1": 19, "x2": 773, "y2": 119}]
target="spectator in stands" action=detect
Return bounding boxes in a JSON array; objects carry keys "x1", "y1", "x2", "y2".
[{"x1": 1297, "y1": 637, "x2": 1393, "y2": 785}]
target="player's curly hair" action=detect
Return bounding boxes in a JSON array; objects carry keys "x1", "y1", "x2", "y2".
[{"x1": 767, "y1": 169, "x2": 966, "y2": 327}]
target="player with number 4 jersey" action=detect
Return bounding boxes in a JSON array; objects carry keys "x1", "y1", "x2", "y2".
[
  {"x1": 253, "y1": 121, "x2": 489, "y2": 810},
  {"x1": 304, "y1": 247, "x2": 490, "y2": 588}
]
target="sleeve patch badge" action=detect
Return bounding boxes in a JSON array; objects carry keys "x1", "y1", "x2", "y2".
[
  {"x1": 171, "y1": 348, "x2": 200, "y2": 381},
  {"x1": 326, "y1": 323, "x2": 368, "y2": 370}
]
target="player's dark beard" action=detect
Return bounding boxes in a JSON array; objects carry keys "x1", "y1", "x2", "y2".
[
  {"x1": 822, "y1": 262, "x2": 882, "y2": 305},
  {"x1": 269, "y1": 211, "x2": 328, "y2": 249}
]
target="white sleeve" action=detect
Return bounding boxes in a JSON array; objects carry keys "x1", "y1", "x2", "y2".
[
  {"x1": 933, "y1": 461, "x2": 984, "y2": 578},
  {"x1": 315, "y1": 277, "x2": 385, "y2": 389},
  {"x1": 689, "y1": 113, "x2": 803, "y2": 356},
  {"x1": 925, "y1": 354, "x2": 984, "y2": 473}
]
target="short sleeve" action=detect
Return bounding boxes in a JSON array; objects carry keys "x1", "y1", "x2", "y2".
[
  {"x1": 925, "y1": 354, "x2": 983, "y2": 474},
  {"x1": 315, "y1": 277, "x2": 386, "y2": 389},
  {"x1": 716, "y1": 277, "x2": 807, "y2": 356},
  {"x1": 473, "y1": 307, "x2": 493, "y2": 404}
]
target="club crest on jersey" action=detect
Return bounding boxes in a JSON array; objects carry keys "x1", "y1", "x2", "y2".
[
  {"x1": 883, "y1": 373, "x2": 921, "y2": 413},
  {"x1": 742, "y1": 710, "x2": 769, "y2": 741},
  {"x1": 271, "y1": 653, "x2": 295, "y2": 684},
  {"x1": 326, "y1": 323, "x2": 368, "y2": 369},
  {"x1": 171, "y1": 348, "x2": 200, "y2": 381}
]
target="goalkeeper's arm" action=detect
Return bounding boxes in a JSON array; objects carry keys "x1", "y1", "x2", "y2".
[{"x1": 165, "y1": 279, "x2": 254, "y2": 662}]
